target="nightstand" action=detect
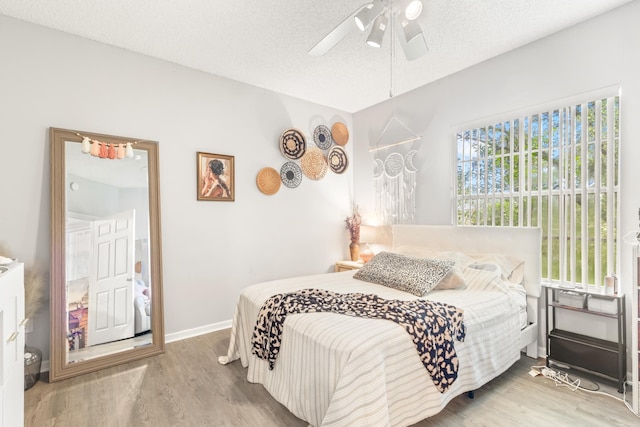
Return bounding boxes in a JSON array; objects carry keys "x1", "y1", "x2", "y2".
[{"x1": 334, "y1": 260, "x2": 364, "y2": 272}]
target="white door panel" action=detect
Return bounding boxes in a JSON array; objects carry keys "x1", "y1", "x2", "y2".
[{"x1": 87, "y1": 210, "x2": 135, "y2": 346}]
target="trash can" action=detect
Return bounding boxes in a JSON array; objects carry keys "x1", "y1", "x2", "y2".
[{"x1": 24, "y1": 345, "x2": 42, "y2": 390}]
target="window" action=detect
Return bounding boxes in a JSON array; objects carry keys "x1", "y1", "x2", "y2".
[{"x1": 456, "y1": 95, "x2": 620, "y2": 287}]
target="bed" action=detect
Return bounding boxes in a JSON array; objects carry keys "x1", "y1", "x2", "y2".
[{"x1": 219, "y1": 225, "x2": 541, "y2": 426}]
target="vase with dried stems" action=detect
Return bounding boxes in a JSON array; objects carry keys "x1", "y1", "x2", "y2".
[
  {"x1": 345, "y1": 206, "x2": 362, "y2": 262},
  {"x1": 0, "y1": 243, "x2": 47, "y2": 390}
]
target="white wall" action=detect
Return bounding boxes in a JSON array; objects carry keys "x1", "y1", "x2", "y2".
[
  {"x1": 3, "y1": 2, "x2": 638, "y2": 367},
  {"x1": 0, "y1": 16, "x2": 354, "y2": 361},
  {"x1": 353, "y1": 1, "x2": 640, "y2": 355}
]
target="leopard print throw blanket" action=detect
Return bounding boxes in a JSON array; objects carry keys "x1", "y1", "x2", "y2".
[{"x1": 251, "y1": 288, "x2": 466, "y2": 393}]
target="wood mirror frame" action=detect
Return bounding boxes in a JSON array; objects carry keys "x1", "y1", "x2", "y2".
[{"x1": 49, "y1": 127, "x2": 164, "y2": 382}]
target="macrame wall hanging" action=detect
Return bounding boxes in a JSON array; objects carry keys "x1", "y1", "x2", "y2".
[{"x1": 374, "y1": 150, "x2": 418, "y2": 224}]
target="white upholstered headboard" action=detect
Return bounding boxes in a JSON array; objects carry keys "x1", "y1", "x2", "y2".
[{"x1": 391, "y1": 225, "x2": 542, "y2": 298}]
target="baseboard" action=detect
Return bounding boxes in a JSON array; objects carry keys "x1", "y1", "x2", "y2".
[
  {"x1": 165, "y1": 319, "x2": 232, "y2": 343},
  {"x1": 38, "y1": 319, "x2": 233, "y2": 373}
]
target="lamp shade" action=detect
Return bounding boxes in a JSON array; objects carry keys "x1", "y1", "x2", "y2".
[
  {"x1": 360, "y1": 224, "x2": 393, "y2": 247},
  {"x1": 366, "y1": 13, "x2": 389, "y2": 48},
  {"x1": 354, "y1": 1, "x2": 385, "y2": 31}
]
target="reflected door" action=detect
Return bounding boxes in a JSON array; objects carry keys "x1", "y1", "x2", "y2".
[{"x1": 87, "y1": 210, "x2": 135, "y2": 346}]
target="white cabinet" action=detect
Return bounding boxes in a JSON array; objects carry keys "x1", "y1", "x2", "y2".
[{"x1": 0, "y1": 262, "x2": 25, "y2": 427}]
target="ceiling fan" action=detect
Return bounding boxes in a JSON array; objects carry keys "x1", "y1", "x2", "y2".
[{"x1": 308, "y1": 0, "x2": 428, "y2": 61}]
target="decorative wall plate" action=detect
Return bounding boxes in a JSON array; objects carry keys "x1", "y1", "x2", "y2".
[
  {"x1": 256, "y1": 167, "x2": 281, "y2": 195},
  {"x1": 300, "y1": 147, "x2": 328, "y2": 180},
  {"x1": 280, "y1": 128, "x2": 306, "y2": 160},
  {"x1": 328, "y1": 146, "x2": 348, "y2": 174},
  {"x1": 331, "y1": 122, "x2": 349, "y2": 146},
  {"x1": 280, "y1": 161, "x2": 303, "y2": 188},
  {"x1": 313, "y1": 125, "x2": 333, "y2": 150}
]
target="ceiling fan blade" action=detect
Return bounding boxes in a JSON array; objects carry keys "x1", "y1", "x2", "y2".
[{"x1": 308, "y1": 9, "x2": 362, "y2": 56}]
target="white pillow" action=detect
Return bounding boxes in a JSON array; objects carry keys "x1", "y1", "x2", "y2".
[{"x1": 467, "y1": 254, "x2": 525, "y2": 285}]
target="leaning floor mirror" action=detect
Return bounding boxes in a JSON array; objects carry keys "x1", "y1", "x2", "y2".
[{"x1": 50, "y1": 127, "x2": 164, "y2": 382}]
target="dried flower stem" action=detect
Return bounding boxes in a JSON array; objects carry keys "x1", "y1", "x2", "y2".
[
  {"x1": 24, "y1": 269, "x2": 47, "y2": 319},
  {"x1": 345, "y1": 205, "x2": 362, "y2": 243}
]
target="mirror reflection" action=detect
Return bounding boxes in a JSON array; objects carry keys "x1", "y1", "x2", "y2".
[
  {"x1": 50, "y1": 128, "x2": 164, "y2": 382},
  {"x1": 65, "y1": 142, "x2": 152, "y2": 363}
]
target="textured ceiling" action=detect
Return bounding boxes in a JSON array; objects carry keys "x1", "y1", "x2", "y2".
[{"x1": 0, "y1": 0, "x2": 632, "y2": 113}]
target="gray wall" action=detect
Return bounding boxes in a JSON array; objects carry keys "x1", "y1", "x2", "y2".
[
  {"x1": 353, "y1": 1, "x2": 640, "y2": 351},
  {"x1": 0, "y1": 16, "x2": 354, "y2": 361}
]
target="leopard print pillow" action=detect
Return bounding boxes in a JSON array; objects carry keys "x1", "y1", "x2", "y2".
[{"x1": 353, "y1": 251, "x2": 455, "y2": 296}]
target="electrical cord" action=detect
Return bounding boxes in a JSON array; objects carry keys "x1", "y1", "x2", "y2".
[
  {"x1": 565, "y1": 373, "x2": 599, "y2": 392},
  {"x1": 530, "y1": 365, "x2": 640, "y2": 417}
]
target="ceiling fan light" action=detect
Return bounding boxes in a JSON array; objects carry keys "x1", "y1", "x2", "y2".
[
  {"x1": 354, "y1": 1, "x2": 385, "y2": 31},
  {"x1": 405, "y1": 0, "x2": 423, "y2": 20},
  {"x1": 400, "y1": 18, "x2": 423, "y2": 43},
  {"x1": 366, "y1": 13, "x2": 389, "y2": 48}
]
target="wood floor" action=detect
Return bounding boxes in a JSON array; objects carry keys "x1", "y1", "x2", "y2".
[{"x1": 25, "y1": 329, "x2": 639, "y2": 426}]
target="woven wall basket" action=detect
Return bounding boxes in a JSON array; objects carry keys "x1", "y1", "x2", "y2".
[
  {"x1": 280, "y1": 128, "x2": 306, "y2": 160},
  {"x1": 331, "y1": 122, "x2": 349, "y2": 146},
  {"x1": 313, "y1": 125, "x2": 333, "y2": 150},
  {"x1": 280, "y1": 161, "x2": 303, "y2": 188},
  {"x1": 300, "y1": 147, "x2": 328, "y2": 180},
  {"x1": 328, "y1": 145, "x2": 348, "y2": 174},
  {"x1": 256, "y1": 167, "x2": 281, "y2": 195}
]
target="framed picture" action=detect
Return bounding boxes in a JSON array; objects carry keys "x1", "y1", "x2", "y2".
[{"x1": 197, "y1": 152, "x2": 235, "y2": 201}]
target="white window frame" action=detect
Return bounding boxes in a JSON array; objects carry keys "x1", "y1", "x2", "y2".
[{"x1": 453, "y1": 88, "x2": 620, "y2": 288}]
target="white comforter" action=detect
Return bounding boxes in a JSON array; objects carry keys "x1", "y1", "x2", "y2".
[{"x1": 219, "y1": 267, "x2": 521, "y2": 427}]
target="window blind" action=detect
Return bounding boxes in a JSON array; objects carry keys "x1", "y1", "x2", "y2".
[{"x1": 456, "y1": 95, "x2": 619, "y2": 287}]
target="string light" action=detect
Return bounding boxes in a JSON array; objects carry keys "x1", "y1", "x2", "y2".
[{"x1": 73, "y1": 131, "x2": 138, "y2": 160}]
